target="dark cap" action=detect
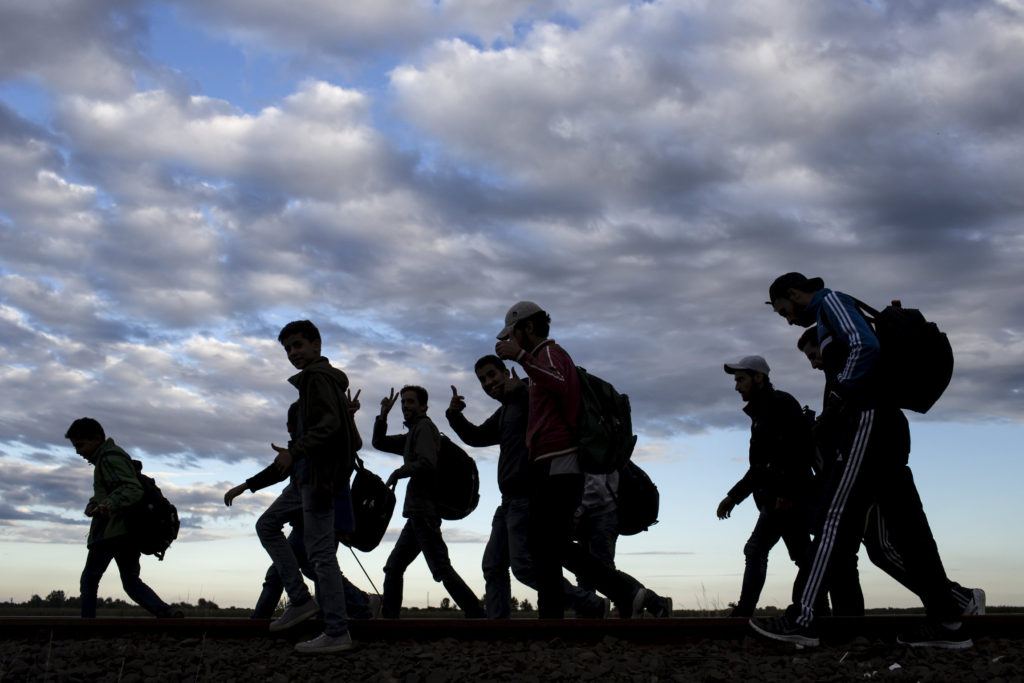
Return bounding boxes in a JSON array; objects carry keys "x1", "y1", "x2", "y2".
[{"x1": 768, "y1": 272, "x2": 824, "y2": 304}]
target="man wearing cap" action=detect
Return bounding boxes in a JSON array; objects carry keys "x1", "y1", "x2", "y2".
[
  {"x1": 495, "y1": 302, "x2": 643, "y2": 619},
  {"x1": 718, "y1": 356, "x2": 816, "y2": 618},
  {"x1": 753, "y1": 273, "x2": 973, "y2": 649}
]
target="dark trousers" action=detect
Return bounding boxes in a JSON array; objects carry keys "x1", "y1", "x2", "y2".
[
  {"x1": 789, "y1": 407, "x2": 959, "y2": 626},
  {"x1": 862, "y1": 499, "x2": 974, "y2": 612},
  {"x1": 382, "y1": 516, "x2": 484, "y2": 618},
  {"x1": 528, "y1": 461, "x2": 635, "y2": 619},
  {"x1": 734, "y1": 506, "x2": 812, "y2": 616},
  {"x1": 80, "y1": 536, "x2": 171, "y2": 618},
  {"x1": 252, "y1": 525, "x2": 373, "y2": 619}
]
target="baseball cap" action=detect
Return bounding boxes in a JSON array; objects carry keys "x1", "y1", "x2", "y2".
[
  {"x1": 724, "y1": 355, "x2": 770, "y2": 376},
  {"x1": 767, "y1": 272, "x2": 825, "y2": 304},
  {"x1": 497, "y1": 301, "x2": 544, "y2": 339}
]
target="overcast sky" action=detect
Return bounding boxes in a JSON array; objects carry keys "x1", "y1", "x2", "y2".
[{"x1": 2, "y1": 0, "x2": 1022, "y2": 610}]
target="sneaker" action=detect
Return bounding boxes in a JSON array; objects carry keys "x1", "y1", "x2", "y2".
[
  {"x1": 897, "y1": 622, "x2": 973, "y2": 649},
  {"x1": 623, "y1": 588, "x2": 651, "y2": 620},
  {"x1": 366, "y1": 594, "x2": 382, "y2": 620},
  {"x1": 269, "y1": 598, "x2": 319, "y2": 632},
  {"x1": 295, "y1": 631, "x2": 354, "y2": 654},
  {"x1": 962, "y1": 588, "x2": 986, "y2": 617},
  {"x1": 749, "y1": 615, "x2": 820, "y2": 647},
  {"x1": 645, "y1": 595, "x2": 673, "y2": 619}
]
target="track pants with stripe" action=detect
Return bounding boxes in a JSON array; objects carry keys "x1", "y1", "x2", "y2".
[
  {"x1": 787, "y1": 406, "x2": 961, "y2": 626},
  {"x1": 862, "y1": 502, "x2": 975, "y2": 613}
]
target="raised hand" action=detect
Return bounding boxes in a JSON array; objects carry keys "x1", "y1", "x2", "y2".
[
  {"x1": 505, "y1": 367, "x2": 523, "y2": 393},
  {"x1": 449, "y1": 385, "x2": 466, "y2": 413},
  {"x1": 379, "y1": 388, "x2": 398, "y2": 418},
  {"x1": 347, "y1": 388, "x2": 361, "y2": 415},
  {"x1": 495, "y1": 337, "x2": 523, "y2": 361}
]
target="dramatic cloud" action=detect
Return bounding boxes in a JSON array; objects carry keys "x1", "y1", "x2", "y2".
[{"x1": 1, "y1": 0, "x2": 1023, "y2": 604}]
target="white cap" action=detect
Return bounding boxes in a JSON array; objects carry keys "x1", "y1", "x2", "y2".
[
  {"x1": 497, "y1": 301, "x2": 544, "y2": 339},
  {"x1": 724, "y1": 355, "x2": 770, "y2": 376}
]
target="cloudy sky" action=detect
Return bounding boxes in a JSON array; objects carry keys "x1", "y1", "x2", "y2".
[{"x1": 2, "y1": 0, "x2": 1022, "y2": 611}]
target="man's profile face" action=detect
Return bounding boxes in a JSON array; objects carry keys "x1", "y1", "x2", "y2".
[
  {"x1": 70, "y1": 437, "x2": 103, "y2": 462},
  {"x1": 401, "y1": 390, "x2": 425, "y2": 420},
  {"x1": 772, "y1": 296, "x2": 802, "y2": 326},
  {"x1": 476, "y1": 363, "x2": 509, "y2": 401},
  {"x1": 732, "y1": 370, "x2": 762, "y2": 402},
  {"x1": 281, "y1": 334, "x2": 321, "y2": 370},
  {"x1": 801, "y1": 343, "x2": 824, "y2": 370}
]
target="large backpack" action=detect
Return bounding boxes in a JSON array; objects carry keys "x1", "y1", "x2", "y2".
[
  {"x1": 344, "y1": 455, "x2": 396, "y2": 552},
  {"x1": 576, "y1": 367, "x2": 637, "y2": 474},
  {"x1": 853, "y1": 298, "x2": 954, "y2": 413},
  {"x1": 435, "y1": 435, "x2": 480, "y2": 521},
  {"x1": 611, "y1": 461, "x2": 659, "y2": 535},
  {"x1": 117, "y1": 459, "x2": 180, "y2": 561}
]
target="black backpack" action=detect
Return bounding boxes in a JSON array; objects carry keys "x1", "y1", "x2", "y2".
[
  {"x1": 611, "y1": 462, "x2": 659, "y2": 536},
  {"x1": 576, "y1": 367, "x2": 637, "y2": 474},
  {"x1": 853, "y1": 298, "x2": 954, "y2": 413},
  {"x1": 344, "y1": 455, "x2": 396, "y2": 552},
  {"x1": 119, "y1": 459, "x2": 180, "y2": 561},
  {"x1": 435, "y1": 435, "x2": 480, "y2": 521}
]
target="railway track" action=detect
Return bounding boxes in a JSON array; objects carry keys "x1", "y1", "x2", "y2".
[{"x1": 2, "y1": 614, "x2": 1022, "y2": 643}]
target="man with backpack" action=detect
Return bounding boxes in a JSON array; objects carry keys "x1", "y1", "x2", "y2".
[
  {"x1": 752, "y1": 273, "x2": 972, "y2": 648},
  {"x1": 495, "y1": 301, "x2": 645, "y2": 619},
  {"x1": 716, "y1": 356, "x2": 817, "y2": 618},
  {"x1": 225, "y1": 401, "x2": 380, "y2": 620},
  {"x1": 66, "y1": 417, "x2": 181, "y2": 619},
  {"x1": 796, "y1": 329, "x2": 984, "y2": 621},
  {"x1": 373, "y1": 385, "x2": 486, "y2": 619},
  {"x1": 446, "y1": 355, "x2": 611, "y2": 619},
  {"x1": 260, "y1": 320, "x2": 358, "y2": 653}
]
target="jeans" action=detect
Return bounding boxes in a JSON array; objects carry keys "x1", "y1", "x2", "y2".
[
  {"x1": 383, "y1": 515, "x2": 485, "y2": 618},
  {"x1": 253, "y1": 524, "x2": 374, "y2": 620},
  {"x1": 256, "y1": 481, "x2": 350, "y2": 636},
  {"x1": 733, "y1": 506, "x2": 812, "y2": 616},
  {"x1": 482, "y1": 497, "x2": 606, "y2": 619},
  {"x1": 80, "y1": 536, "x2": 172, "y2": 618}
]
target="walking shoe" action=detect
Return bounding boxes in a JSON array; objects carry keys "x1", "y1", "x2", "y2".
[
  {"x1": 366, "y1": 594, "x2": 382, "y2": 619},
  {"x1": 623, "y1": 588, "x2": 652, "y2": 619},
  {"x1": 295, "y1": 631, "x2": 354, "y2": 654},
  {"x1": 749, "y1": 615, "x2": 820, "y2": 647},
  {"x1": 962, "y1": 588, "x2": 986, "y2": 616},
  {"x1": 897, "y1": 622, "x2": 973, "y2": 649},
  {"x1": 269, "y1": 598, "x2": 319, "y2": 632},
  {"x1": 645, "y1": 595, "x2": 674, "y2": 619}
]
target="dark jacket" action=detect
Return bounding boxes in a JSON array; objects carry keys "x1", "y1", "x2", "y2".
[
  {"x1": 372, "y1": 413, "x2": 439, "y2": 518},
  {"x1": 445, "y1": 382, "x2": 530, "y2": 498},
  {"x1": 809, "y1": 288, "x2": 885, "y2": 407},
  {"x1": 287, "y1": 357, "x2": 357, "y2": 493},
  {"x1": 728, "y1": 386, "x2": 815, "y2": 509},
  {"x1": 88, "y1": 439, "x2": 144, "y2": 547}
]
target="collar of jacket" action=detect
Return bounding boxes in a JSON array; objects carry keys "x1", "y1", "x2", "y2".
[
  {"x1": 742, "y1": 386, "x2": 776, "y2": 418},
  {"x1": 287, "y1": 356, "x2": 333, "y2": 388},
  {"x1": 500, "y1": 381, "x2": 530, "y2": 405},
  {"x1": 91, "y1": 438, "x2": 130, "y2": 464},
  {"x1": 403, "y1": 412, "x2": 429, "y2": 429}
]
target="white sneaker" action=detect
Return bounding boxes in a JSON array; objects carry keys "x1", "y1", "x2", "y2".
[
  {"x1": 269, "y1": 598, "x2": 319, "y2": 632},
  {"x1": 625, "y1": 588, "x2": 651, "y2": 619},
  {"x1": 963, "y1": 588, "x2": 986, "y2": 616},
  {"x1": 295, "y1": 631, "x2": 354, "y2": 654},
  {"x1": 367, "y1": 594, "x2": 382, "y2": 619}
]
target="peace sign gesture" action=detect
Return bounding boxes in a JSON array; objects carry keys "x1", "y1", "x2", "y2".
[
  {"x1": 347, "y1": 388, "x2": 361, "y2": 415},
  {"x1": 379, "y1": 388, "x2": 398, "y2": 418},
  {"x1": 449, "y1": 385, "x2": 466, "y2": 413}
]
